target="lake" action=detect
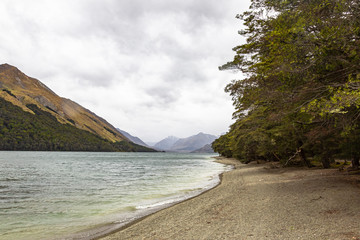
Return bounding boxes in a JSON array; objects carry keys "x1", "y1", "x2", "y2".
[{"x1": 0, "y1": 152, "x2": 229, "y2": 240}]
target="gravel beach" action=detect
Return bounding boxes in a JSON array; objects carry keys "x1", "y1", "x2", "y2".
[{"x1": 99, "y1": 158, "x2": 360, "y2": 240}]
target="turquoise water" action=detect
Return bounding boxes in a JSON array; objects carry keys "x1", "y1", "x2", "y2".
[{"x1": 0, "y1": 152, "x2": 229, "y2": 240}]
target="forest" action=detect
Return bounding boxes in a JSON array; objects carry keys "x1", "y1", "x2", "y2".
[
  {"x1": 212, "y1": 0, "x2": 360, "y2": 169},
  {"x1": 0, "y1": 97, "x2": 156, "y2": 152}
]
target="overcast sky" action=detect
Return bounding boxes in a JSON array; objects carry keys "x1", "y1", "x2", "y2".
[{"x1": 0, "y1": 0, "x2": 251, "y2": 142}]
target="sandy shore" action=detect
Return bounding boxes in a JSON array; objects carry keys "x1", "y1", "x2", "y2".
[{"x1": 99, "y1": 158, "x2": 360, "y2": 240}]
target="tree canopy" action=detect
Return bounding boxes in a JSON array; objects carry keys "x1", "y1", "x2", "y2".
[{"x1": 213, "y1": 0, "x2": 360, "y2": 168}]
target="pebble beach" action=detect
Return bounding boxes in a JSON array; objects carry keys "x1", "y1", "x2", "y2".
[{"x1": 100, "y1": 158, "x2": 360, "y2": 240}]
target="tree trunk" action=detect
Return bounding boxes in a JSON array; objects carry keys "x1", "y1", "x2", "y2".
[
  {"x1": 352, "y1": 156, "x2": 360, "y2": 169},
  {"x1": 299, "y1": 148, "x2": 312, "y2": 168},
  {"x1": 321, "y1": 153, "x2": 331, "y2": 169}
]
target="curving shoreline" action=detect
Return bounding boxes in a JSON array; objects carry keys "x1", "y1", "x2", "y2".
[
  {"x1": 99, "y1": 158, "x2": 360, "y2": 240},
  {"x1": 83, "y1": 157, "x2": 233, "y2": 240}
]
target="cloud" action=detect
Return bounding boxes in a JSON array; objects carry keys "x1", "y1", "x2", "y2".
[{"x1": 0, "y1": 0, "x2": 251, "y2": 142}]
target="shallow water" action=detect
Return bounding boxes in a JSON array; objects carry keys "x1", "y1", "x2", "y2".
[{"x1": 0, "y1": 152, "x2": 229, "y2": 240}]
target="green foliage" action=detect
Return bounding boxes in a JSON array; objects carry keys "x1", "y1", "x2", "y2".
[
  {"x1": 0, "y1": 98, "x2": 156, "y2": 152},
  {"x1": 212, "y1": 134, "x2": 233, "y2": 158},
  {"x1": 216, "y1": 0, "x2": 360, "y2": 168}
]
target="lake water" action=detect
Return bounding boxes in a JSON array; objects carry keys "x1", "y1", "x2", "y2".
[{"x1": 0, "y1": 152, "x2": 230, "y2": 240}]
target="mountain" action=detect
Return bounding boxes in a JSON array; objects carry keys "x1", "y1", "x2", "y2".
[
  {"x1": 145, "y1": 141, "x2": 158, "y2": 147},
  {"x1": 153, "y1": 136, "x2": 180, "y2": 150},
  {"x1": 170, "y1": 133, "x2": 217, "y2": 152},
  {"x1": 0, "y1": 63, "x2": 155, "y2": 152},
  {"x1": 153, "y1": 133, "x2": 217, "y2": 152},
  {"x1": 0, "y1": 64, "x2": 125, "y2": 142},
  {"x1": 191, "y1": 144, "x2": 215, "y2": 153},
  {"x1": 116, "y1": 128, "x2": 148, "y2": 147}
]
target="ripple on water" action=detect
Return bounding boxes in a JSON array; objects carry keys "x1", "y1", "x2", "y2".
[{"x1": 0, "y1": 152, "x2": 226, "y2": 240}]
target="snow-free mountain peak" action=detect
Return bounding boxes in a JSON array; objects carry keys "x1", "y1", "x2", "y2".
[{"x1": 153, "y1": 133, "x2": 217, "y2": 152}]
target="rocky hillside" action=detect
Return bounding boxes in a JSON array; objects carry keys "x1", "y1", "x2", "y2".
[
  {"x1": 117, "y1": 128, "x2": 148, "y2": 147},
  {"x1": 0, "y1": 64, "x2": 125, "y2": 142},
  {"x1": 0, "y1": 63, "x2": 156, "y2": 152}
]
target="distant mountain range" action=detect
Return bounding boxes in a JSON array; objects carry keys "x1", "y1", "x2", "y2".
[
  {"x1": 116, "y1": 128, "x2": 149, "y2": 147},
  {"x1": 153, "y1": 136, "x2": 180, "y2": 150},
  {"x1": 150, "y1": 133, "x2": 216, "y2": 153},
  {"x1": 0, "y1": 63, "x2": 155, "y2": 152},
  {"x1": 191, "y1": 144, "x2": 214, "y2": 153}
]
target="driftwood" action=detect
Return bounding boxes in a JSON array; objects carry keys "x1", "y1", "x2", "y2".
[{"x1": 284, "y1": 148, "x2": 302, "y2": 166}]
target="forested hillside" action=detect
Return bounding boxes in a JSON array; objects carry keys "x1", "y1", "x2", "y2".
[
  {"x1": 213, "y1": 0, "x2": 360, "y2": 169},
  {"x1": 0, "y1": 98, "x2": 156, "y2": 152},
  {"x1": 0, "y1": 64, "x2": 127, "y2": 143}
]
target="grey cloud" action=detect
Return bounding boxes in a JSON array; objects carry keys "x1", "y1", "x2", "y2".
[
  {"x1": 75, "y1": 70, "x2": 115, "y2": 87},
  {"x1": 145, "y1": 87, "x2": 178, "y2": 108},
  {"x1": 100, "y1": 0, "x2": 231, "y2": 21},
  {"x1": 0, "y1": 0, "x2": 251, "y2": 141},
  {"x1": 80, "y1": 0, "x2": 234, "y2": 44},
  {"x1": 165, "y1": 61, "x2": 206, "y2": 83},
  {"x1": 58, "y1": 0, "x2": 236, "y2": 86}
]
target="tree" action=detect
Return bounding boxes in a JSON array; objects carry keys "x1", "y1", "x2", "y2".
[{"x1": 216, "y1": 0, "x2": 360, "y2": 168}]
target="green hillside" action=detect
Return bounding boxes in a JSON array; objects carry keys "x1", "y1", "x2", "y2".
[
  {"x1": 0, "y1": 64, "x2": 128, "y2": 143},
  {"x1": 0, "y1": 97, "x2": 156, "y2": 152}
]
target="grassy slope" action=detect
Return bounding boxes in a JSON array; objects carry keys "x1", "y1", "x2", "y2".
[
  {"x1": 0, "y1": 64, "x2": 126, "y2": 142},
  {"x1": 0, "y1": 97, "x2": 156, "y2": 152}
]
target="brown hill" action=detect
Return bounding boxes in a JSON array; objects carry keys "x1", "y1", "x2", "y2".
[{"x1": 0, "y1": 63, "x2": 126, "y2": 142}]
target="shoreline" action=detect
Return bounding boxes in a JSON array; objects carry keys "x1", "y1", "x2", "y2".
[
  {"x1": 99, "y1": 158, "x2": 360, "y2": 240},
  {"x1": 62, "y1": 156, "x2": 232, "y2": 240},
  {"x1": 89, "y1": 157, "x2": 237, "y2": 240}
]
